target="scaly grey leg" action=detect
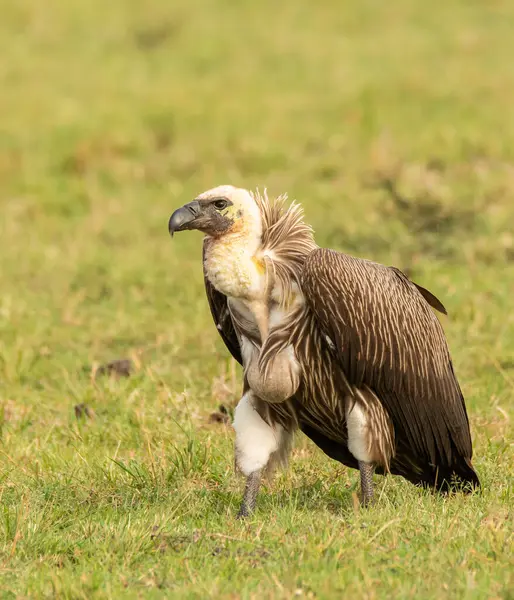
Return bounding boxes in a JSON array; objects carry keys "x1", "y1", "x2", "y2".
[
  {"x1": 237, "y1": 470, "x2": 262, "y2": 519},
  {"x1": 358, "y1": 461, "x2": 375, "y2": 506}
]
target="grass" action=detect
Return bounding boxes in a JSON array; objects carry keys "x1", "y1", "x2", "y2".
[{"x1": 0, "y1": 0, "x2": 513, "y2": 597}]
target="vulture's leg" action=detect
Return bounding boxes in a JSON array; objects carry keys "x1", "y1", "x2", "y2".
[
  {"x1": 232, "y1": 390, "x2": 286, "y2": 518},
  {"x1": 358, "y1": 461, "x2": 375, "y2": 506},
  {"x1": 345, "y1": 388, "x2": 394, "y2": 507},
  {"x1": 237, "y1": 470, "x2": 262, "y2": 518}
]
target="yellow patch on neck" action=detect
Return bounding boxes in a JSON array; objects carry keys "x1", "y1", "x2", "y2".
[
  {"x1": 226, "y1": 219, "x2": 245, "y2": 235},
  {"x1": 252, "y1": 256, "x2": 266, "y2": 274}
]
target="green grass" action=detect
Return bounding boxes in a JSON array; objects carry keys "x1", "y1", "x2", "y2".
[{"x1": 1, "y1": 0, "x2": 513, "y2": 597}]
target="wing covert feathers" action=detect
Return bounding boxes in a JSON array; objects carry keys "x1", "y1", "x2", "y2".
[
  {"x1": 302, "y1": 248, "x2": 479, "y2": 490},
  {"x1": 389, "y1": 267, "x2": 448, "y2": 315}
]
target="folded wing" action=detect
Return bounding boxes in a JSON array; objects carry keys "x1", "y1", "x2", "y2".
[{"x1": 301, "y1": 248, "x2": 479, "y2": 489}]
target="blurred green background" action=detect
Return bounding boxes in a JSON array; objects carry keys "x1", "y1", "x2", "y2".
[{"x1": 0, "y1": 1, "x2": 512, "y2": 598}]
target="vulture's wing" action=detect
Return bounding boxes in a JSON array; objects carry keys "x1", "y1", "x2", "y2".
[
  {"x1": 389, "y1": 267, "x2": 448, "y2": 315},
  {"x1": 301, "y1": 248, "x2": 478, "y2": 486},
  {"x1": 202, "y1": 240, "x2": 242, "y2": 365}
]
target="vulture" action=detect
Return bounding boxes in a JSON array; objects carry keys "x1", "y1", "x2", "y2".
[{"x1": 168, "y1": 185, "x2": 479, "y2": 517}]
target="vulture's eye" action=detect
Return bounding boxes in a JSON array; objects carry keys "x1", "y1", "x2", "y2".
[{"x1": 213, "y1": 199, "x2": 228, "y2": 210}]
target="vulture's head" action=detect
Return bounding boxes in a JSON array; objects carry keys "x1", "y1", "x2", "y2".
[{"x1": 168, "y1": 185, "x2": 262, "y2": 239}]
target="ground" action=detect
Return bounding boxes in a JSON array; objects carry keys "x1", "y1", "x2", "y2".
[{"x1": 0, "y1": 0, "x2": 513, "y2": 598}]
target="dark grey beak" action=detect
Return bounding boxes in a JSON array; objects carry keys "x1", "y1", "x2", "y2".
[{"x1": 168, "y1": 201, "x2": 201, "y2": 237}]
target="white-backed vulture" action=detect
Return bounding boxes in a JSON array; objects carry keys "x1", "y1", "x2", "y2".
[{"x1": 168, "y1": 185, "x2": 479, "y2": 517}]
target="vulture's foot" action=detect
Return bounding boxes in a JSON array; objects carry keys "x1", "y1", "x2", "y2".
[
  {"x1": 236, "y1": 470, "x2": 261, "y2": 519},
  {"x1": 358, "y1": 461, "x2": 375, "y2": 506}
]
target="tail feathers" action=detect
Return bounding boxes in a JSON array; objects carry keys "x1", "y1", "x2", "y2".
[
  {"x1": 433, "y1": 459, "x2": 480, "y2": 493},
  {"x1": 393, "y1": 457, "x2": 480, "y2": 493}
]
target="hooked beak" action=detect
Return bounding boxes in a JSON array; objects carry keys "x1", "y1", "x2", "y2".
[{"x1": 168, "y1": 201, "x2": 201, "y2": 237}]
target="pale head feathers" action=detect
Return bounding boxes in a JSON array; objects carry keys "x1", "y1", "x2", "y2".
[
  {"x1": 196, "y1": 185, "x2": 262, "y2": 240},
  {"x1": 199, "y1": 185, "x2": 317, "y2": 306}
]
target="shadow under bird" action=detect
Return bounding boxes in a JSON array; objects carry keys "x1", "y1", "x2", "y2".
[{"x1": 168, "y1": 185, "x2": 479, "y2": 517}]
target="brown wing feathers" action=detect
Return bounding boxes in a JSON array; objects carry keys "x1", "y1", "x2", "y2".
[
  {"x1": 389, "y1": 266, "x2": 448, "y2": 315},
  {"x1": 302, "y1": 248, "x2": 479, "y2": 489}
]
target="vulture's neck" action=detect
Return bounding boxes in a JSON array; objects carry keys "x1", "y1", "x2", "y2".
[
  {"x1": 204, "y1": 225, "x2": 270, "y2": 339},
  {"x1": 203, "y1": 209, "x2": 266, "y2": 301},
  {"x1": 203, "y1": 194, "x2": 317, "y2": 341}
]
